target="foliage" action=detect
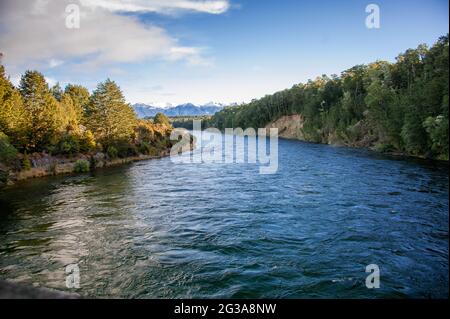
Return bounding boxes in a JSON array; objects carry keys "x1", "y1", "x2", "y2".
[
  {"x1": 73, "y1": 159, "x2": 90, "y2": 173},
  {"x1": 148, "y1": 146, "x2": 160, "y2": 156},
  {"x1": 171, "y1": 115, "x2": 211, "y2": 130},
  {"x1": 0, "y1": 62, "x2": 176, "y2": 172},
  {"x1": 79, "y1": 129, "x2": 97, "y2": 153},
  {"x1": 107, "y1": 145, "x2": 118, "y2": 159},
  {"x1": 135, "y1": 119, "x2": 156, "y2": 144},
  {"x1": 138, "y1": 141, "x2": 152, "y2": 155},
  {"x1": 154, "y1": 112, "x2": 171, "y2": 126},
  {"x1": 423, "y1": 115, "x2": 449, "y2": 159},
  {"x1": 64, "y1": 84, "x2": 89, "y2": 123},
  {"x1": 0, "y1": 65, "x2": 29, "y2": 151},
  {"x1": 85, "y1": 79, "x2": 137, "y2": 146},
  {"x1": 56, "y1": 133, "x2": 80, "y2": 156},
  {"x1": 0, "y1": 131, "x2": 18, "y2": 164},
  {"x1": 208, "y1": 35, "x2": 449, "y2": 160},
  {"x1": 50, "y1": 83, "x2": 63, "y2": 101},
  {"x1": 22, "y1": 152, "x2": 31, "y2": 171},
  {"x1": 112, "y1": 140, "x2": 138, "y2": 158}
]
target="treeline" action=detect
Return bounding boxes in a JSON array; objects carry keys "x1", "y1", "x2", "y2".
[
  {"x1": 0, "y1": 64, "x2": 174, "y2": 171},
  {"x1": 170, "y1": 115, "x2": 212, "y2": 130},
  {"x1": 208, "y1": 35, "x2": 449, "y2": 160}
]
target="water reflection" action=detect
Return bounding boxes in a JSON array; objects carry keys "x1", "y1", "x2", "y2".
[{"x1": 0, "y1": 134, "x2": 448, "y2": 298}]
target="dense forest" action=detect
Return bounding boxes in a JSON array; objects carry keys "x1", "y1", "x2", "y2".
[
  {"x1": 0, "y1": 61, "x2": 175, "y2": 184},
  {"x1": 208, "y1": 35, "x2": 449, "y2": 160},
  {"x1": 170, "y1": 115, "x2": 212, "y2": 130}
]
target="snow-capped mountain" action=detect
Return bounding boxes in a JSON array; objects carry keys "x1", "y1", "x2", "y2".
[
  {"x1": 132, "y1": 102, "x2": 226, "y2": 118},
  {"x1": 132, "y1": 104, "x2": 163, "y2": 118}
]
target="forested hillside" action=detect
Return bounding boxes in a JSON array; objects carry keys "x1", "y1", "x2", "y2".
[
  {"x1": 0, "y1": 63, "x2": 176, "y2": 185},
  {"x1": 208, "y1": 35, "x2": 449, "y2": 160}
]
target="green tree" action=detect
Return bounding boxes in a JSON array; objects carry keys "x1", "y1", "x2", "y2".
[
  {"x1": 0, "y1": 65, "x2": 29, "y2": 150},
  {"x1": 423, "y1": 115, "x2": 448, "y2": 159},
  {"x1": 50, "y1": 83, "x2": 63, "y2": 101},
  {"x1": 207, "y1": 35, "x2": 449, "y2": 160},
  {"x1": 64, "y1": 84, "x2": 90, "y2": 123},
  {"x1": 154, "y1": 112, "x2": 171, "y2": 126},
  {"x1": 364, "y1": 64, "x2": 401, "y2": 147},
  {"x1": 59, "y1": 93, "x2": 80, "y2": 128},
  {"x1": 80, "y1": 129, "x2": 96, "y2": 152},
  {"x1": 0, "y1": 131, "x2": 18, "y2": 165},
  {"x1": 19, "y1": 70, "x2": 61, "y2": 151},
  {"x1": 85, "y1": 79, "x2": 137, "y2": 147}
]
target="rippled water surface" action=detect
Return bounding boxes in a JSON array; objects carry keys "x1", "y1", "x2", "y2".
[{"x1": 0, "y1": 134, "x2": 448, "y2": 298}]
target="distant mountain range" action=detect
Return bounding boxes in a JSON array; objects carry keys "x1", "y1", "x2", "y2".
[{"x1": 132, "y1": 102, "x2": 228, "y2": 118}]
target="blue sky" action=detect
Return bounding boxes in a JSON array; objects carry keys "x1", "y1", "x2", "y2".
[{"x1": 0, "y1": 0, "x2": 448, "y2": 106}]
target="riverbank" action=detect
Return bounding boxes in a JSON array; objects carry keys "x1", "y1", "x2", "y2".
[
  {"x1": 1, "y1": 134, "x2": 195, "y2": 188},
  {"x1": 0, "y1": 150, "x2": 168, "y2": 188},
  {"x1": 263, "y1": 115, "x2": 449, "y2": 162}
]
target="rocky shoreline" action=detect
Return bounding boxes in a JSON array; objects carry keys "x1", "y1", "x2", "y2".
[
  {"x1": 0, "y1": 150, "x2": 170, "y2": 189},
  {"x1": 0, "y1": 135, "x2": 198, "y2": 189},
  {"x1": 263, "y1": 115, "x2": 447, "y2": 162}
]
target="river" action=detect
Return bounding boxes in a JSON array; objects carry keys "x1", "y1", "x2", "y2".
[{"x1": 0, "y1": 133, "x2": 448, "y2": 298}]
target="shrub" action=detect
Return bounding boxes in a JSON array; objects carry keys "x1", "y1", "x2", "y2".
[
  {"x1": 0, "y1": 132, "x2": 18, "y2": 165},
  {"x1": 80, "y1": 130, "x2": 97, "y2": 153},
  {"x1": 107, "y1": 146, "x2": 118, "y2": 159},
  {"x1": 138, "y1": 142, "x2": 151, "y2": 155},
  {"x1": 153, "y1": 137, "x2": 172, "y2": 151},
  {"x1": 22, "y1": 152, "x2": 31, "y2": 171},
  {"x1": 74, "y1": 159, "x2": 90, "y2": 173},
  {"x1": 148, "y1": 146, "x2": 159, "y2": 156},
  {"x1": 112, "y1": 141, "x2": 138, "y2": 158},
  {"x1": 118, "y1": 144, "x2": 136, "y2": 158},
  {"x1": 57, "y1": 134, "x2": 80, "y2": 155}
]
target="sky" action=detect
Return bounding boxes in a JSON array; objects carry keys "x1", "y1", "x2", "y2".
[{"x1": 0, "y1": 0, "x2": 448, "y2": 106}]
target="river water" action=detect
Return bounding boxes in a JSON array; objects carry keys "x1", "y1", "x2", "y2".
[{"x1": 0, "y1": 133, "x2": 448, "y2": 298}]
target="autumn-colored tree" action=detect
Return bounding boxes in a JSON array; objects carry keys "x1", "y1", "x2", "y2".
[
  {"x1": 0, "y1": 65, "x2": 29, "y2": 149},
  {"x1": 64, "y1": 84, "x2": 89, "y2": 123},
  {"x1": 154, "y1": 112, "x2": 171, "y2": 126},
  {"x1": 59, "y1": 93, "x2": 80, "y2": 129},
  {"x1": 19, "y1": 70, "x2": 61, "y2": 151},
  {"x1": 85, "y1": 79, "x2": 137, "y2": 147}
]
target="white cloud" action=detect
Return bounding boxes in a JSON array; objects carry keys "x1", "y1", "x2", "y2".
[
  {"x1": 79, "y1": 0, "x2": 230, "y2": 15},
  {"x1": 49, "y1": 59, "x2": 64, "y2": 68},
  {"x1": 168, "y1": 46, "x2": 213, "y2": 66},
  {"x1": 0, "y1": 0, "x2": 222, "y2": 72}
]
